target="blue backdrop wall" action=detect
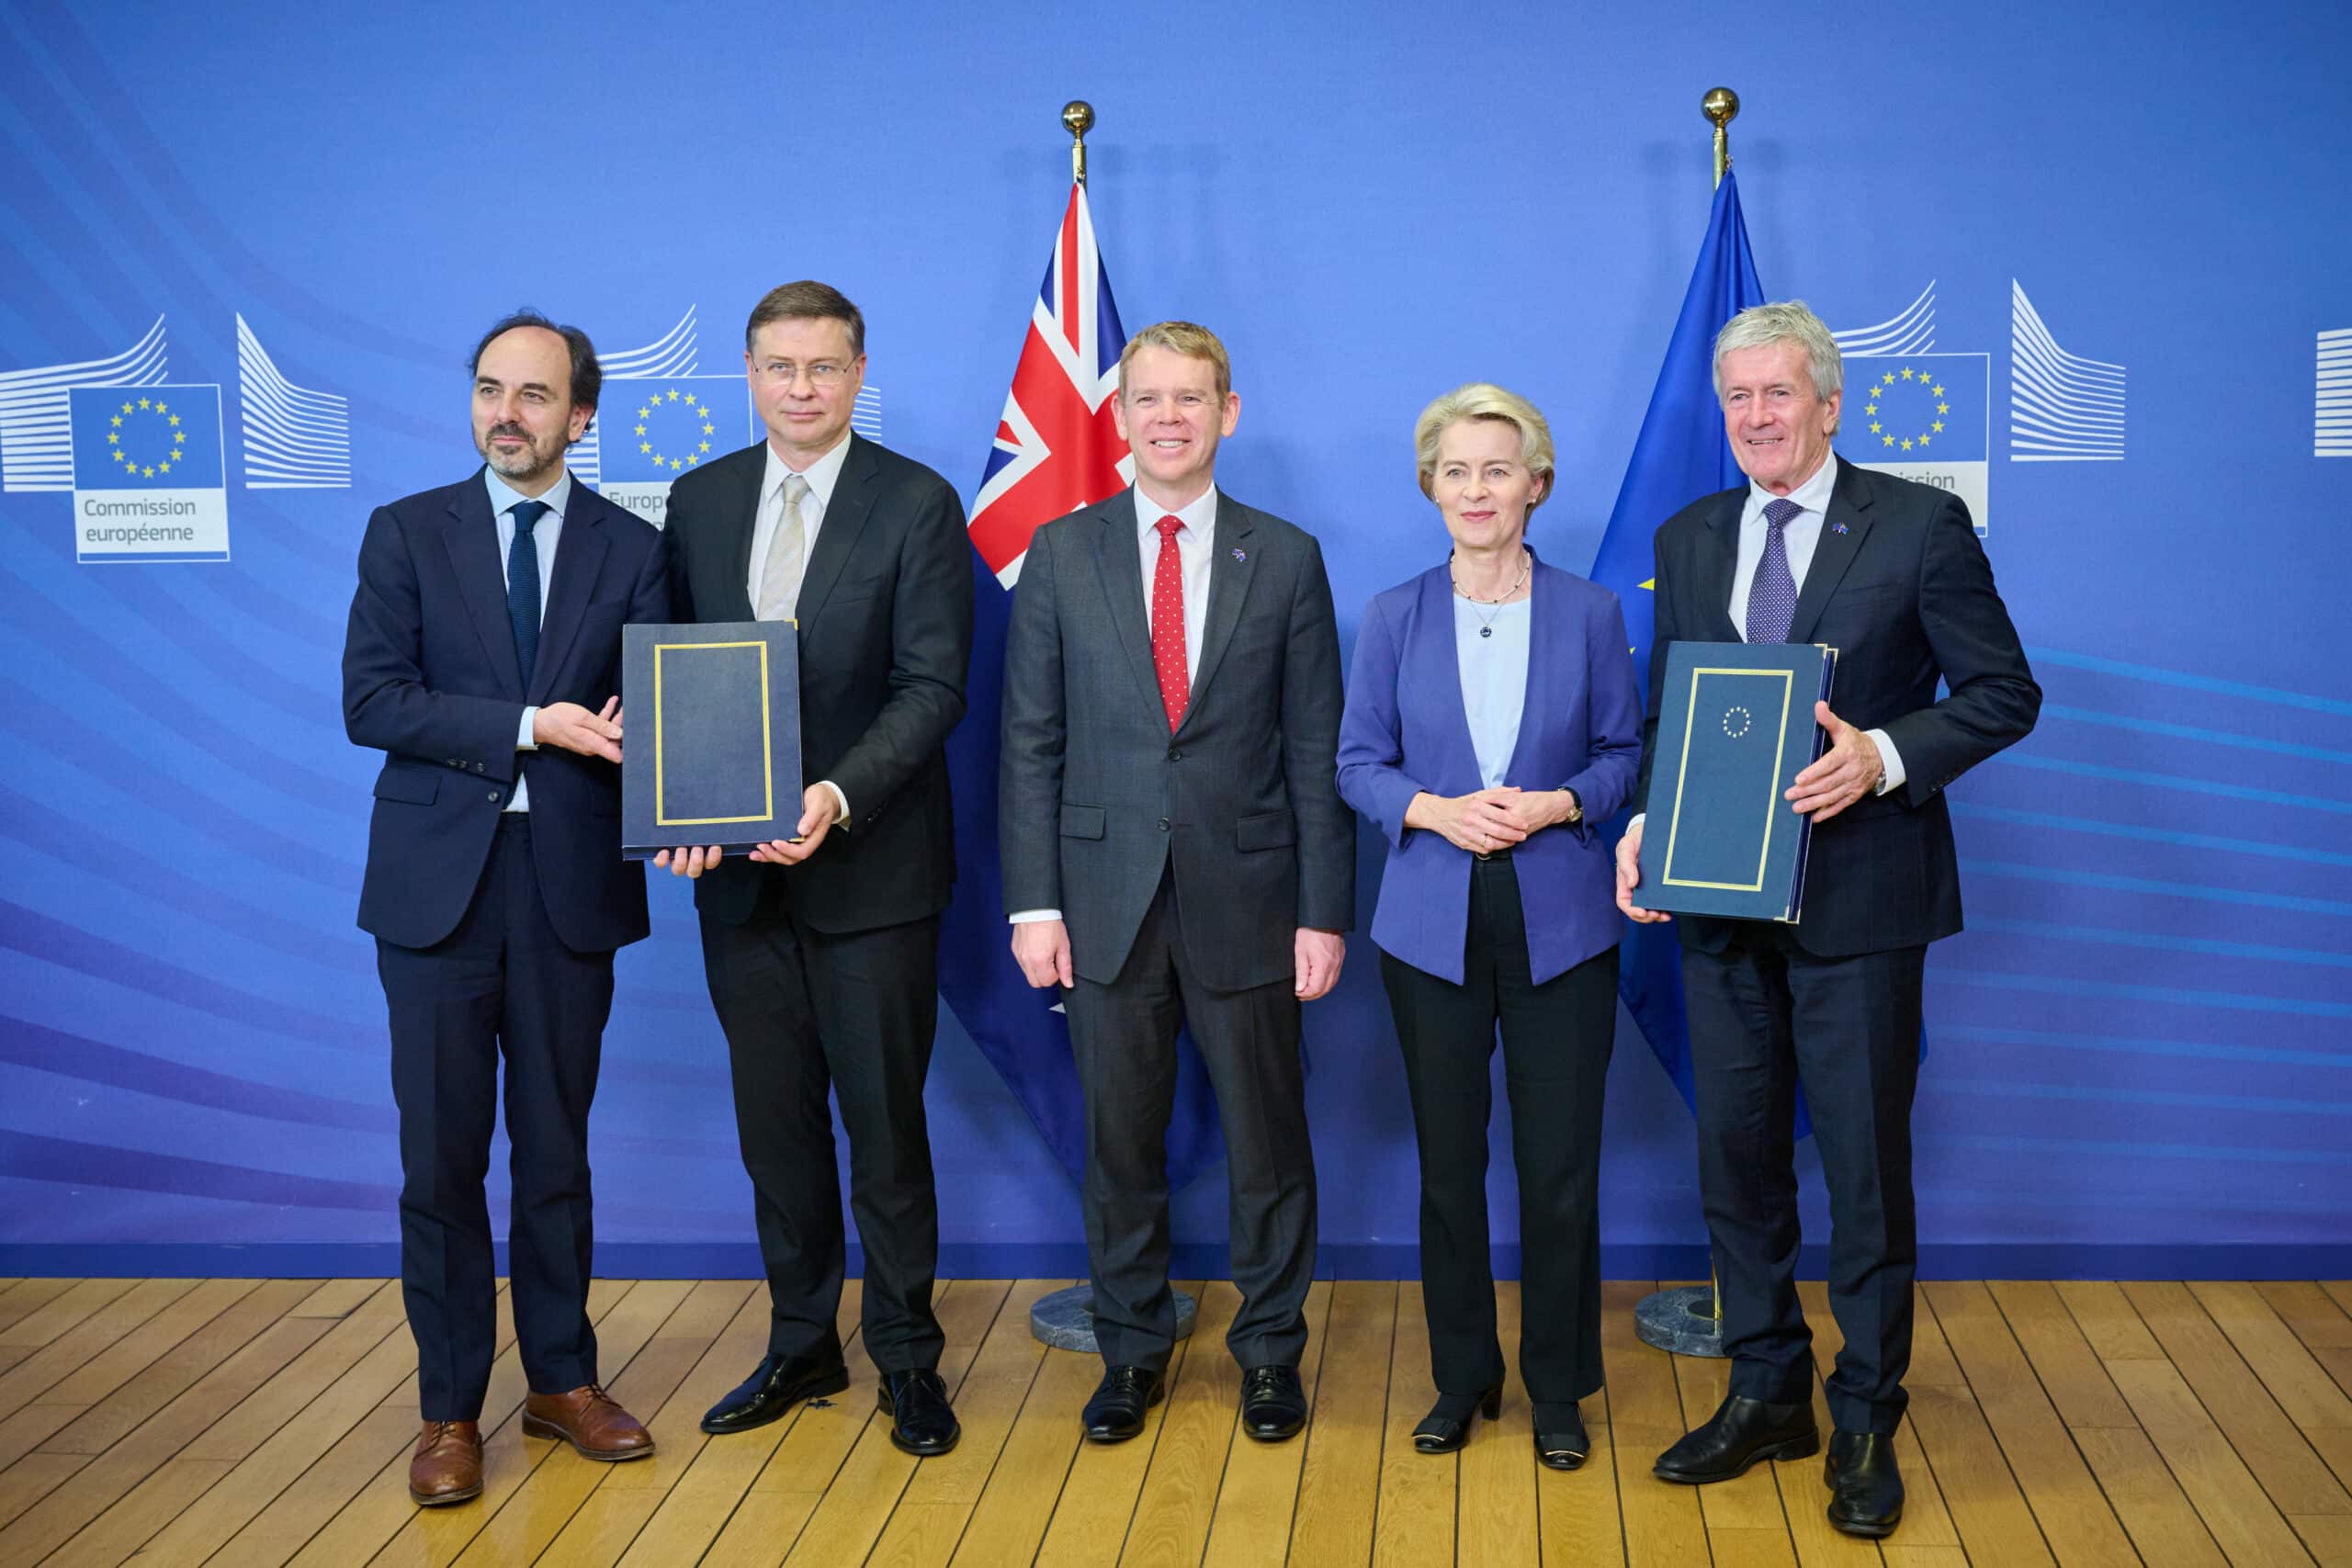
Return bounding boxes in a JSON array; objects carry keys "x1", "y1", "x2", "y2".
[{"x1": 2, "y1": 0, "x2": 2346, "y2": 1278}]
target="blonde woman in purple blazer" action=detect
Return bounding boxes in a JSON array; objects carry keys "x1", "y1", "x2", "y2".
[{"x1": 1336, "y1": 384, "x2": 1642, "y2": 1468}]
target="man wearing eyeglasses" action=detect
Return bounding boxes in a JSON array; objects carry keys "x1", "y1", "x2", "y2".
[{"x1": 659, "y1": 281, "x2": 975, "y2": 1459}]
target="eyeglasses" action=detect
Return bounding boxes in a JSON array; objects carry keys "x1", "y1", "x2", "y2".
[{"x1": 753, "y1": 360, "x2": 854, "y2": 388}]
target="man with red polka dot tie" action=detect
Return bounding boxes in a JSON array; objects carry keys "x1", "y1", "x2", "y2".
[{"x1": 1000, "y1": 321, "x2": 1353, "y2": 1450}]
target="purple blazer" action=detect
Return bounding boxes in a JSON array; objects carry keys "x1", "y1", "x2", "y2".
[{"x1": 1336, "y1": 554, "x2": 1642, "y2": 985}]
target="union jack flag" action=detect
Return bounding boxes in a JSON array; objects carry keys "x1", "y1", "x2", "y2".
[
  {"x1": 967, "y1": 185, "x2": 1133, "y2": 585},
  {"x1": 936, "y1": 179, "x2": 1222, "y2": 1190}
]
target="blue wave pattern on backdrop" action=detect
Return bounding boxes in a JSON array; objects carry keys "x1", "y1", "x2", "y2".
[{"x1": 0, "y1": 0, "x2": 2345, "y2": 1274}]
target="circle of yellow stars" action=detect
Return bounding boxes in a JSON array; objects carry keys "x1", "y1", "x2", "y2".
[
  {"x1": 106, "y1": 397, "x2": 190, "y2": 479},
  {"x1": 1723, "y1": 705, "x2": 1752, "y2": 739},
  {"x1": 635, "y1": 387, "x2": 717, "y2": 472},
  {"x1": 1862, "y1": 366, "x2": 1951, "y2": 455}
]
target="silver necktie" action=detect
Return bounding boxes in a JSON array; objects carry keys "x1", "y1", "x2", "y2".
[{"x1": 754, "y1": 471, "x2": 812, "y2": 621}]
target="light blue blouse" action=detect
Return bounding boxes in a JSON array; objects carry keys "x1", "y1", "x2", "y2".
[{"x1": 1453, "y1": 594, "x2": 1531, "y2": 789}]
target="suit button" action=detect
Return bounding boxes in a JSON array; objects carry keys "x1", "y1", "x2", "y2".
[
  {"x1": 1157, "y1": 818, "x2": 1170, "y2": 831},
  {"x1": 488, "y1": 790, "x2": 502, "y2": 803},
  {"x1": 474, "y1": 762, "x2": 486, "y2": 773},
  {"x1": 1167, "y1": 748, "x2": 1182, "y2": 761}
]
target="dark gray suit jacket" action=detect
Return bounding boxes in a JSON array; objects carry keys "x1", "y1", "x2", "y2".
[{"x1": 999, "y1": 488, "x2": 1354, "y2": 991}]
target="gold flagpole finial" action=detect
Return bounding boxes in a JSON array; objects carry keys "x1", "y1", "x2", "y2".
[
  {"x1": 1702, "y1": 86, "x2": 1739, "y2": 188},
  {"x1": 1062, "y1": 100, "x2": 1096, "y2": 187}
]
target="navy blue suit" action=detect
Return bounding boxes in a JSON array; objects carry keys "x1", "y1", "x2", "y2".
[
  {"x1": 1637, "y1": 458, "x2": 2038, "y2": 1434},
  {"x1": 344, "y1": 468, "x2": 669, "y2": 1421}
]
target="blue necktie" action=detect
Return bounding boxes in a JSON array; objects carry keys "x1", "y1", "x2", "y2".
[
  {"x1": 508, "y1": 499, "x2": 549, "y2": 686},
  {"x1": 1745, "y1": 497, "x2": 1802, "y2": 644}
]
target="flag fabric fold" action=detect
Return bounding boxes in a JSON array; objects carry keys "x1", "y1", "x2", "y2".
[{"x1": 936, "y1": 184, "x2": 1226, "y2": 1189}]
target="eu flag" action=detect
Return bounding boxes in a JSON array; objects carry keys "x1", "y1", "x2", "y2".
[
  {"x1": 1844, "y1": 355, "x2": 1989, "y2": 463},
  {"x1": 598, "y1": 377, "x2": 751, "y2": 482},
  {"x1": 1588, "y1": 172, "x2": 1764, "y2": 1115},
  {"x1": 70, "y1": 386, "x2": 224, "y2": 489}
]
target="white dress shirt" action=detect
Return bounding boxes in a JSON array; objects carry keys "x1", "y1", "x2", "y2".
[
  {"x1": 1728, "y1": 449, "x2": 1838, "y2": 635},
  {"x1": 492, "y1": 467, "x2": 572, "y2": 814},
  {"x1": 747, "y1": 434, "x2": 854, "y2": 608},
  {"x1": 1009, "y1": 486, "x2": 1219, "y2": 928},
  {"x1": 748, "y1": 435, "x2": 856, "y2": 828},
  {"x1": 1136, "y1": 485, "x2": 1216, "y2": 674}
]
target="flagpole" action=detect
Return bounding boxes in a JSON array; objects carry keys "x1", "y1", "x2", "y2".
[
  {"x1": 1704, "y1": 86, "x2": 1738, "y2": 189},
  {"x1": 1633, "y1": 85, "x2": 1747, "y2": 1361},
  {"x1": 1063, "y1": 99, "x2": 1092, "y2": 187}
]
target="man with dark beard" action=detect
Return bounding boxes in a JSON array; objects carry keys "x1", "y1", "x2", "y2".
[{"x1": 343, "y1": 310, "x2": 671, "y2": 1506}]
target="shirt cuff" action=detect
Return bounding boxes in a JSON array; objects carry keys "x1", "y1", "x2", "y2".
[
  {"x1": 1008, "y1": 908, "x2": 1063, "y2": 924},
  {"x1": 1865, "y1": 728, "x2": 1906, "y2": 795},
  {"x1": 818, "y1": 779, "x2": 850, "y2": 826},
  {"x1": 517, "y1": 706, "x2": 538, "y2": 750}
]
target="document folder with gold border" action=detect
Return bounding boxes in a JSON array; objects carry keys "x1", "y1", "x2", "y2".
[
  {"x1": 620, "y1": 621, "x2": 802, "y2": 861},
  {"x1": 1635, "y1": 639, "x2": 1837, "y2": 922}
]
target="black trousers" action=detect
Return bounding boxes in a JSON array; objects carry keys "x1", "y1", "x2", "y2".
[
  {"x1": 380, "y1": 817, "x2": 612, "y2": 1422},
  {"x1": 1682, "y1": 921, "x2": 1927, "y2": 1435},
  {"x1": 1380, "y1": 853, "x2": 1616, "y2": 1403},
  {"x1": 698, "y1": 886, "x2": 944, "y2": 1373},
  {"x1": 1064, "y1": 868, "x2": 1316, "y2": 1372}
]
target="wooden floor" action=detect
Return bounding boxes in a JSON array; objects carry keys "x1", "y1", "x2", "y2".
[{"x1": 0, "y1": 1276, "x2": 2347, "y2": 1566}]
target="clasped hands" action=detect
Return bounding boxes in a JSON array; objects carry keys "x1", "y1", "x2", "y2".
[
  {"x1": 654, "y1": 783, "x2": 840, "y2": 878},
  {"x1": 1615, "y1": 701, "x2": 1883, "y2": 924},
  {"x1": 1406, "y1": 785, "x2": 1577, "y2": 857}
]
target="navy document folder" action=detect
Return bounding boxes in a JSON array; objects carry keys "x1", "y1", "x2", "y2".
[
  {"x1": 1636, "y1": 639, "x2": 1838, "y2": 923},
  {"x1": 621, "y1": 621, "x2": 802, "y2": 861}
]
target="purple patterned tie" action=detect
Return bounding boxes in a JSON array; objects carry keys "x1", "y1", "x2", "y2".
[{"x1": 1745, "y1": 497, "x2": 1803, "y2": 644}]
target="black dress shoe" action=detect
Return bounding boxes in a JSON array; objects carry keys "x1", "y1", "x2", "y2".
[
  {"x1": 1239, "y1": 1365, "x2": 1307, "y2": 1442},
  {"x1": 699, "y1": 1349, "x2": 850, "y2": 1435},
  {"x1": 1411, "y1": 1384, "x2": 1502, "y2": 1453},
  {"x1": 1081, "y1": 1365, "x2": 1165, "y2": 1443},
  {"x1": 1825, "y1": 1429, "x2": 1904, "y2": 1537},
  {"x1": 1653, "y1": 1393, "x2": 1819, "y2": 1483},
  {"x1": 876, "y1": 1369, "x2": 961, "y2": 1457},
  {"x1": 1532, "y1": 1402, "x2": 1589, "y2": 1470}
]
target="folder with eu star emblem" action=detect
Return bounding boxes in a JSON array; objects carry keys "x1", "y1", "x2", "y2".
[
  {"x1": 621, "y1": 621, "x2": 802, "y2": 860},
  {"x1": 1637, "y1": 640, "x2": 1838, "y2": 923}
]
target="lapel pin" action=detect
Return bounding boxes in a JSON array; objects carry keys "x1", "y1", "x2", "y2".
[
  {"x1": 1231, "y1": 547, "x2": 1247, "y2": 562},
  {"x1": 1831, "y1": 521, "x2": 1849, "y2": 535}
]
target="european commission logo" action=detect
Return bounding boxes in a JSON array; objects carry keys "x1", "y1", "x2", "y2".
[
  {"x1": 1831, "y1": 284, "x2": 1990, "y2": 536},
  {"x1": 596, "y1": 375, "x2": 755, "y2": 521},
  {"x1": 68, "y1": 385, "x2": 229, "y2": 562},
  {"x1": 1845, "y1": 354, "x2": 1992, "y2": 537}
]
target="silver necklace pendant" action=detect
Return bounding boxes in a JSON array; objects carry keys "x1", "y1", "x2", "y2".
[{"x1": 1479, "y1": 625, "x2": 1493, "y2": 638}]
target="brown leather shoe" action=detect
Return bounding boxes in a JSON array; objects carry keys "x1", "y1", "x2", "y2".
[
  {"x1": 521, "y1": 1384, "x2": 655, "y2": 1461},
  {"x1": 409, "y1": 1419, "x2": 482, "y2": 1505}
]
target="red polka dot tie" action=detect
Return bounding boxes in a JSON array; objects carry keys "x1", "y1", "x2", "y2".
[{"x1": 1151, "y1": 514, "x2": 1189, "y2": 731}]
